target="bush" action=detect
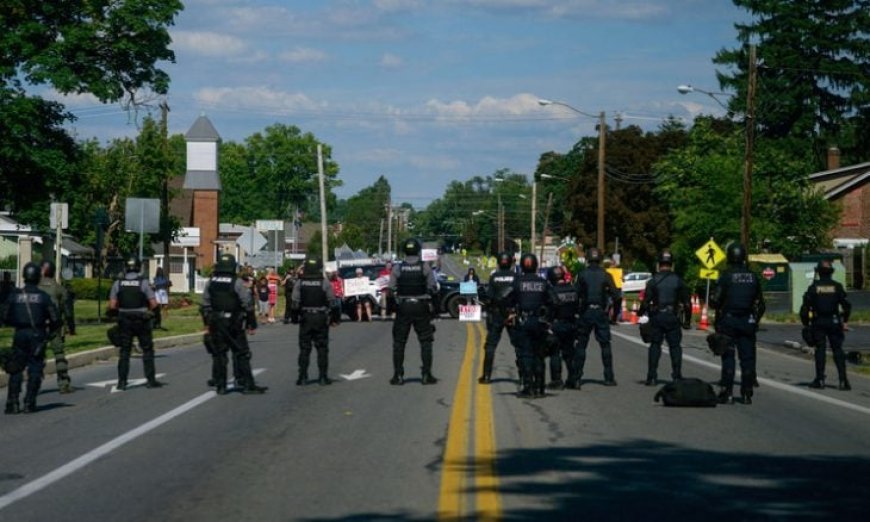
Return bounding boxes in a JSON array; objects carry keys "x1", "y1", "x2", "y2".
[{"x1": 68, "y1": 278, "x2": 112, "y2": 300}]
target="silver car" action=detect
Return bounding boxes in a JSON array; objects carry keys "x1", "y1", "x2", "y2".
[{"x1": 622, "y1": 272, "x2": 652, "y2": 293}]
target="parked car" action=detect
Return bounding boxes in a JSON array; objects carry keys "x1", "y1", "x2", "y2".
[{"x1": 622, "y1": 272, "x2": 652, "y2": 293}]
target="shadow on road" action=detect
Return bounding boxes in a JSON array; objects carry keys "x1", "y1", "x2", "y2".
[{"x1": 302, "y1": 439, "x2": 870, "y2": 521}]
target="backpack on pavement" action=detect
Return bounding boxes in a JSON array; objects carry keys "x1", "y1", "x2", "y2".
[{"x1": 654, "y1": 378, "x2": 718, "y2": 407}]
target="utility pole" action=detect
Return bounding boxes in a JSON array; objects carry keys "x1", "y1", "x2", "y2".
[
  {"x1": 539, "y1": 192, "x2": 553, "y2": 262},
  {"x1": 498, "y1": 193, "x2": 504, "y2": 253},
  {"x1": 596, "y1": 110, "x2": 606, "y2": 252},
  {"x1": 741, "y1": 44, "x2": 757, "y2": 248},
  {"x1": 317, "y1": 144, "x2": 328, "y2": 265},
  {"x1": 378, "y1": 218, "x2": 385, "y2": 256},
  {"x1": 386, "y1": 202, "x2": 393, "y2": 257},
  {"x1": 530, "y1": 181, "x2": 537, "y2": 256},
  {"x1": 160, "y1": 100, "x2": 170, "y2": 269}
]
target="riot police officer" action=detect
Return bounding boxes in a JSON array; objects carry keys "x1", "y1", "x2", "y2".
[
  {"x1": 710, "y1": 243, "x2": 765, "y2": 404},
  {"x1": 201, "y1": 253, "x2": 267, "y2": 395},
  {"x1": 479, "y1": 251, "x2": 516, "y2": 384},
  {"x1": 508, "y1": 253, "x2": 550, "y2": 397},
  {"x1": 575, "y1": 247, "x2": 619, "y2": 386},
  {"x1": 800, "y1": 259, "x2": 852, "y2": 390},
  {"x1": 389, "y1": 238, "x2": 439, "y2": 385},
  {"x1": 547, "y1": 265, "x2": 582, "y2": 389},
  {"x1": 38, "y1": 261, "x2": 72, "y2": 393},
  {"x1": 3, "y1": 262, "x2": 61, "y2": 413},
  {"x1": 291, "y1": 257, "x2": 337, "y2": 386},
  {"x1": 639, "y1": 251, "x2": 692, "y2": 386},
  {"x1": 108, "y1": 256, "x2": 162, "y2": 390}
]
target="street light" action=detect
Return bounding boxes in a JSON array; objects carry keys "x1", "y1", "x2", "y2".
[
  {"x1": 677, "y1": 84, "x2": 731, "y2": 112},
  {"x1": 538, "y1": 98, "x2": 607, "y2": 252}
]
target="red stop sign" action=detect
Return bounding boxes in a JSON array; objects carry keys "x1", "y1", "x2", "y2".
[{"x1": 762, "y1": 267, "x2": 775, "y2": 280}]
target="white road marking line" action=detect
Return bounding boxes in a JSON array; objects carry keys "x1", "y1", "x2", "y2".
[
  {"x1": 0, "y1": 368, "x2": 267, "y2": 511},
  {"x1": 613, "y1": 331, "x2": 870, "y2": 416}
]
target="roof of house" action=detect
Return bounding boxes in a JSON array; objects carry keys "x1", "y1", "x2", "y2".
[
  {"x1": 185, "y1": 114, "x2": 221, "y2": 142},
  {"x1": 808, "y1": 161, "x2": 870, "y2": 200}
]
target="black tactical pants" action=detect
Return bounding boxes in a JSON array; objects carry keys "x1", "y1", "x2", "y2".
[
  {"x1": 576, "y1": 308, "x2": 614, "y2": 381},
  {"x1": 481, "y1": 309, "x2": 511, "y2": 380},
  {"x1": 510, "y1": 314, "x2": 547, "y2": 393},
  {"x1": 208, "y1": 314, "x2": 255, "y2": 390},
  {"x1": 392, "y1": 300, "x2": 435, "y2": 376},
  {"x1": 549, "y1": 319, "x2": 577, "y2": 383},
  {"x1": 299, "y1": 311, "x2": 330, "y2": 380},
  {"x1": 6, "y1": 329, "x2": 47, "y2": 410},
  {"x1": 648, "y1": 312, "x2": 683, "y2": 381},
  {"x1": 811, "y1": 317, "x2": 847, "y2": 382},
  {"x1": 118, "y1": 313, "x2": 155, "y2": 385},
  {"x1": 718, "y1": 313, "x2": 757, "y2": 396}
]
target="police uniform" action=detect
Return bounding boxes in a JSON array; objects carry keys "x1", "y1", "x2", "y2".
[
  {"x1": 508, "y1": 253, "x2": 551, "y2": 397},
  {"x1": 389, "y1": 239, "x2": 439, "y2": 385},
  {"x1": 3, "y1": 263, "x2": 61, "y2": 413},
  {"x1": 575, "y1": 249, "x2": 619, "y2": 386},
  {"x1": 479, "y1": 253, "x2": 516, "y2": 384},
  {"x1": 201, "y1": 255, "x2": 267, "y2": 395},
  {"x1": 109, "y1": 259, "x2": 161, "y2": 390},
  {"x1": 291, "y1": 258, "x2": 337, "y2": 386},
  {"x1": 800, "y1": 260, "x2": 852, "y2": 390},
  {"x1": 639, "y1": 252, "x2": 692, "y2": 385},
  {"x1": 547, "y1": 267, "x2": 582, "y2": 389},
  {"x1": 38, "y1": 262, "x2": 72, "y2": 393},
  {"x1": 710, "y1": 244, "x2": 765, "y2": 404}
]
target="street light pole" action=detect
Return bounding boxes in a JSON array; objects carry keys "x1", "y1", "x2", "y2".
[
  {"x1": 530, "y1": 181, "x2": 537, "y2": 256},
  {"x1": 538, "y1": 99, "x2": 607, "y2": 252}
]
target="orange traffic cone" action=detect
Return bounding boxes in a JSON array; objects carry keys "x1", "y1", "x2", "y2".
[
  {"x1": 692, "y1": 295, "x2": 700, "y2": 315},
  {"x1": 630, "y1": 301, "x2": 639, "y2": 324},
  {"x1": 698, "y1": 305, "x2": 709, "y2": 331}
]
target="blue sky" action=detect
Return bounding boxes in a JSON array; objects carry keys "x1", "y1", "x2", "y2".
[{"x1": 54, "y1": 0, "x2": 749, "y2": 208}]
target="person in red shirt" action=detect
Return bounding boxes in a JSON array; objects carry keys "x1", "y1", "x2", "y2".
[
  {"x1": 328, "y1": 270, "x2": 344, "y2": 326},
  {"x1": 266, "y1": 267, "x2": 281, "y2": 323}
]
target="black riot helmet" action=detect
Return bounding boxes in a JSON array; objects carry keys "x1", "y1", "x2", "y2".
[
  {"x1": 23, "y1": 262, "x2": 41, "y2": 285},
  {"x1": 816, "y1": 259, "x2": 834, "y2": 277},
  {"x1": 657, "y1": 250, "x2": 674, "y2": 267},
  {"x1": 520, "y1": 253, "x2": 538, "y2": 274},
  {"x1": 547, "y1": 266, "x2": 564, "y2": 284},
  {"x1": 726, "y1": 243, "x2": 747, "y2": 266},
  {"x1": 125, "y1": 255, "x2": 141, "y2": 273},
  {"x1": 214, "y1": 253, "x2": 237, "y2": 274},
  {"x1": 403, "y1": 238, "x2": 422, "y2": 257},
  {"x1": 586, "y1": 248, "x2": 602, "y2": 265},
  {"x1": 303, "y1": 257, "x2": 323, "y2": 276},
  {"x1": 40, "y1": 260, "x2": 56, "y2": 278},
  {"x1": 497, "y1": 251, "x2": 514, "y2": 270}
]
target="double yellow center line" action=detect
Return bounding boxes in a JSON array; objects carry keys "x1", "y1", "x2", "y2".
[{"x1": 438, "y1": 322, "x2": 501, "y2": 521}]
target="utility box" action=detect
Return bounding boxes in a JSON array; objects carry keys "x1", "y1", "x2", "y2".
[{"x1": 749, "y1": 253, "x2": 789, "y2": 292}]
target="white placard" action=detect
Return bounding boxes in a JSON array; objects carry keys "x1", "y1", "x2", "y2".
[
  {"x1": 375, "y1": 275, "x2": 390, "y2": 289},
  {"x1": 49, "y1": 203, "x2": 68, "y2": 230},
  {"x1": 256, "y1": 220, "x2": 284, "y2": 232},
  {"x1": 459, "y1": 281, "x2": 478, "y2": 295},
  {"x1": 421, "y1": 248, "x2": 438, "y2": 262},
  {"x1": 172, "y1": 227, "x2": 200, "y2": 247},
  {"x1": 343, "y1": 277, "x2": 372, "y2": 297},
  {"x1": 459, "y1": 304, "x2": 482, "y2": 322}
]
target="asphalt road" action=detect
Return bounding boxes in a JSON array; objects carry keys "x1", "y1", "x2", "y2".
[{"x1": 2, "y1": 310, "x2": 870, "y2": 521}]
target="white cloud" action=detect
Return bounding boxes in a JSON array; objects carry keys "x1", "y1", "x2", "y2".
[
  {"x1": 171, "y1": 30, "x2": 248, "y2": 57},
  {"x1": 425, "y1": 93, "x2": 544, "y2": 119},
  {"x1": 449, "y1": 0, "x2": 668, "y2": 20},
  {"x1": 279, "y1": 47, "x2": 329, "y2": 63},
  {"x1": 380, "y1": 53, "x2": 404, "y2": 68},
  {"x1": 194, "y1": 87, "x2": 320, "y2": 112},
  {"x1": 374, "y1": 0, "x2": 425, "y2": 11},
  {"x1": 42, "y1": 89, "x2": 102, "y2": 107}
]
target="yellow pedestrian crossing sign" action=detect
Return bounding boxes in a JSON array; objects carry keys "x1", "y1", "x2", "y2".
[{"x1": 696, "y1": 239, "x2": 725, "y2": 269}]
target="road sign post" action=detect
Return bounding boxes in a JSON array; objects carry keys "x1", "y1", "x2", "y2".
[{"x1": 695, "y1": 238, "x2": 725, "y2": 312}]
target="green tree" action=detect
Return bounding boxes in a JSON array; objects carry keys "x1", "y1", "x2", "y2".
[
  {"x1": 0, "y1": 0, "x2": 183, "y2": 215},
  {"x1": 340, "y1": 176, "x2": 392, "y2": 253},
  {"x1": 714, "y1": 0, "x2": 870, "y2": 164},
  {"x1": 654, "y1": 118, "x2": 838, "y2": 262}
]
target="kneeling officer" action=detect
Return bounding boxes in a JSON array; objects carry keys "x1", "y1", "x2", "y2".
[
  {"x1": 291, "y1": 257, "x2": 337, "y2": 385},
  {"x1": 3, "y1": 262, "x2": 61, "y2": 413}
]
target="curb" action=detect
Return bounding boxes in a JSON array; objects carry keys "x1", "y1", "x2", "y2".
[{"x1": 0, "y1": 332, "x2": 204, "y2": 389}]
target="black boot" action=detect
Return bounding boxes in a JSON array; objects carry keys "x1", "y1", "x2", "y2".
[
  {"x1": 23, "y1": 377, "x2": 41, "y2": 413},
  {"x1": 390, "y1": 371, "x2": 405, "y2": 385},
  {"x1": 741, "y1": 387, "x2": 753, "y2": 405},
  {"x1": 717, "y1": 387, "x2": 732, "y2": 404},
  {"x1": 535, "y1": 367, "x2": 546, "y2": 397},
  {"x1": 5, "y1": 395, "x2": 20, "y2": 415},
  {"x1": 809, "y1": 378, "x2": 825, "y2": 389},
  {"x1": 296, "y1": 370, "x2": 308, "y2": 386},
  {"x1": 839, "y1": 379, "x2": 851, "y2": 391},
  {"x1": 421, "y1": 370, "x2": 438, "y2": 385},
  {"x1": 212, "y1": 354, "x2": 228, "y2": 393},
  {"x1": 645, "y1": 373, "x2": 658, "y2": 386},
  {"x1": 478, "y1": 352, "x2": 494, "y2": 384},
  {"x1": 144, "y1": 359, "x2": 163, "y2": 388},
  {"x1": 318, "y1": 367, "x2": 332, "y2": 386},
  {"x1": 57, "y1": 370, "x2": 73, "y2": 394},
  {"x1": 118, "y1": 356, "x2": 130, "y2": 391}
]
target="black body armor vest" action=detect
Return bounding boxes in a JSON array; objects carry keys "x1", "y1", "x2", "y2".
[
  {"x1": 8, "y1": 286, "x2": 51, "y2": 330},
  {"x1": 515, "y1": 274, "x2": 547, "y2": 313},
  {"x1": 809, "y1": 278, "x2": 839, "y2": 317},
  {"x1": 397, "y1": 261, "x2": 427, "y2": 297},
  {"x1": 722, "y1": 269, "x2": 758, "y2": 313},
  {"x1": 209, "y1": 275, "x2": 239, "y2": 312},
  {"x1": 551, "y1": 284, "x2": 580, "y2": 320},
  {"x1": 118, "y1": 278, "x2": 147, "y2": 309},
  {"x1": 300, "y1": 277, "x2": 327, "y2": 308},
  {"x1": 581, "y1": 267, "x2": 608, "y2": 307}
]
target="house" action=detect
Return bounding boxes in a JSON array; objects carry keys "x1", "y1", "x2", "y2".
[
  {"x1": 808, "y1": 148, "x2": 869, "y2": 289},
  {"x1": 0, "y1": 213, "x2": 94, "y2": 283}
]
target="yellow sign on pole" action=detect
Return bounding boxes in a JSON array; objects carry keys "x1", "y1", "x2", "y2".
[
  {"x1": 699, "y1": 268, "x2": 720, "y2": 280},
  {"x1": 695, "y1": 239, "x2": 725, "y2": 269}
]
